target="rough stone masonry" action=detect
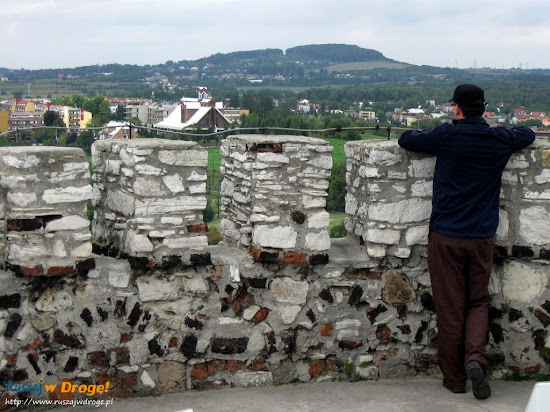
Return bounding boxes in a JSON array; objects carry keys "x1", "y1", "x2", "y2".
[
  {"x1": 220, "y1": 135, "x2": 333, "y2": 264},
  {"x1": 0, "y1": 137, "x2": 549, "y2": 406},
  {"x1": 91, "y1": 139, "x2": 208, "y2": 266},
  {"x1": 0, "y1": 146, "x2": 93, "y2": 277}
]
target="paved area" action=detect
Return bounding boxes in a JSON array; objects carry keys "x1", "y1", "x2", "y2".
[{"x1": 71, "y1": 378, "x2": 537, "y2": 412}]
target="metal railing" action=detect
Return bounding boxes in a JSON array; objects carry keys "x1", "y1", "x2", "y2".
[{"x1": 1, "y1": 124, "x2": 548, "y2": 144}]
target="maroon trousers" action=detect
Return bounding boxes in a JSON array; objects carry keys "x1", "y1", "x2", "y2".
[{"x1": 427, "y1": 231, "x2": 494, "y2": 388}]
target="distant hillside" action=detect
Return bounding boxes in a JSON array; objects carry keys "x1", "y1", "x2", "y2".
[
  {"x1": 192, "y1": 48, "x2": 284, "y2": 66},
  {"x1": 2, "y1": 43, "x2": 549, "y2": 100},
  {"x1": 285, "y1": 44, "x2": 389, "y2": 63}
]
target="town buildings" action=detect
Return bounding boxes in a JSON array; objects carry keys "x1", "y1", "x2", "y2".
[
  {"x1": 154, "y1": 87, "x2": 231, "y2": 131},
  {"x1": 96, "y1": 121, "x2": 133, "y2": 140},
  {"x1": 1, "y1": 99, "x2": 93, "y2": 134}
]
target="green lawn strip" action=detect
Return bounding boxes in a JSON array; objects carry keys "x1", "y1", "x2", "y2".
[
  {"x1": 329, "y1": 212, "x2": 346, "y2": 228},
  {"x1": 207, "y1": 213, "x2": 345, "y2": 238}
]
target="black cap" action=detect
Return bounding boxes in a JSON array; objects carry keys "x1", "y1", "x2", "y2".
[{"x1": 449, "y1": 84, "x2": 486, "y2": 106}]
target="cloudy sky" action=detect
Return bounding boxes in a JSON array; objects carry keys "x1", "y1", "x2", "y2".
[{"x1": 2, "y1": 0, "x2": 549, "y2": 70}]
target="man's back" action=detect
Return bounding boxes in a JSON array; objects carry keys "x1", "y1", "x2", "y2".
[{"x1": 398, "y1": 117, "x2": 535, "y2": 237}]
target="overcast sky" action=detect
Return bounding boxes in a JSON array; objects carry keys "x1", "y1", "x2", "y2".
[{"x1": 1, "y1": 0, "x2": 549, "y2": 70}]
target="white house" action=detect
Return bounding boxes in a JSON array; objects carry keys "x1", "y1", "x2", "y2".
[{"x1": 155, "y1": 88, "x2": 231, "y2": 131}]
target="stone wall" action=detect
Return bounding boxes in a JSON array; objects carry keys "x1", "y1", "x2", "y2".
[
  {"x1": 220, "y1": 136, "x2": 333, "y2": 264},
  {"x1": 0, "y1": 147, "x2": 93, "y2": 277},
  {"x1": 345, "y1": 140, "x2": 550, "y2": 259},
  {"x1": 0, "y1": 137, "x2": 549, "y2": 406},
  {"x1": 91, "y1": 139, "x2": 208, "y2": 265},
  {"x1": 345, "y1": 139, "x2": 550, "y2": 376}
]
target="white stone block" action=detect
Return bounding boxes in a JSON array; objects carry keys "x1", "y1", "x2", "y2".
[
  {"x1": 250, "y1": 214, "x2": 280, "y2": 224},
  {"x1": 7, "y1": 192, "x2": 37, "y2": 207},
  {"x1": 232, "y1": 372, "x2": 273, "y2": 388},
  {"x1": 126, "y1": 231, "x2": 154, "y2": 253},
  {"x1": 161, "y1": 217, "x2": 183, "y2": 225},
  {"x1": 345, "y1": 193, "x2": 358, "y2": 215},
  {"x1": 335, "y1": 319, "x2": 362, "y2": 329},
  {"x1": 135, "y1": 164, "x2": 163, "y2": 176},
  {"x1": 148, "y1": 230, "x2": 175, "y2": 238},
  {"x1": 359, "y1": 166, "x2": 381, "y2": 178},
  {"x1": 257, "y1": 153, "x2": 290, "y2": 164},
  {"x1": 137, "y1": 276, "x2": 181, "y2": 302},
  {"x1": 140, "y1": 371, "x2": 156, "y2": 388},
  {"x1": 271, "y1": 278, "x2": 309, "y2": 304},
  {"x1": 188, "y1": 171, "x2": 207, "y2": 181},
  {"x1": 308, "y1": 211, "x2": 330, "y2": 230},
  {"x1": 524, "y1": 190, "x2": 550, "y2": 200},
  {"x1": 230, "y1": 265, "x2": 240, "y2": 282},
  {"x1": 70, "y1": 242, "x2": 93, "y2": 258},
  {"x1": 109, "y1": 271, "x2": 131, "y2": 288},
  {"x1": 253, "y1": 225, "x2": 297, "y2": 249},
  {"x1": 411, "y1": 180, "x2": 433, "y2": 197},
  {"x1": 309, "y1": 155, "x2": 333, "y2": 169},
  {"x1": 367, "y1": 149, "x2": 401, "y2": 166},
  {"x1": 369, "y1": 199, "x2": 431, "y2": 224},
  {"x1": 35, "y1": 288, "x2": 73, "y2": 312},
  {"x1": 365, "y1": 228, "x2": 400, "y2": 245},
  {"x1": 535, "y1": 169, "x2": 550, "y2": 184},
  {"x1": 2, "y1": 154, "x2": 40, "y2": 169},
  {"x1": 337, "y1": 329, "x2": 360, "y2": 340},
  {"x1": 119, "y1": 149, "x2": 136, "y2": 166},
  {"x1": 158, "y1": 150, "x2": 207, "y2": 167},
  {"x1": 42, "y1": 185, "x2": 93, "y2": 204},
  {"x1": 405, "y1": 226, "x2": 429, "y2": 246},
  {"x1": 161, "y1": 174, "x2": 185, "y2": 193},
  {"x1": 52, "y1": 240, "x2": 67, "y2": 258},
  {"x1": 394, "y1": 247, "x2": 411, "y2": 258},
  {"x1": 46, "y1": 215, "x2": 90, "y2": 232},
  {"x1": 408, "y1": 157, "x2": 436, "y2": 178},
  {"x1": 388, "y1": 171, "x2": 407, "y2": 180},
  {"x1": 121, "y1": 168, "x2": 134, "y2": 177},
  {"x1": 163, "y1": 236, "x2": 208, "y2": 249},
  {"x1": 367, "y1": 244, "x2": 387, "y2": 258},
  {"x1": 106, "y1": 160, "x2": 121, "y2": 175},
  {"x1": 279, "y1": 305, "x2": 301, "y2": 324},
  {"x1": 0, "y1": 174, "x2": 38, "y2": 190},
  {"x1": 519, "y1": 206, "x2": 550, "y2": 244},
  {"x1": 182, "y1": 277, "x2": 208, "y2": 293},
  {"x1": 189, "y1": 183, "x2": 207, "y2": 194},
  {"x1": 304, "y1": 231, "x2": 330, "y2": 251},
  {"x1": 135, "y1": 196, "x2": 206, "y2": 215},
  {"x1": 133, "y1": 177, "x2": 169, "y2": 197},
  {"x1": 303, "y1": 196, "x2": 326, "y2": 209},
  {"x1": 8, "y1": 243, "x2": 49, "y2": 261},
  {"x1": 503, "y1": 261, "x2": 549, "y2": 303}
]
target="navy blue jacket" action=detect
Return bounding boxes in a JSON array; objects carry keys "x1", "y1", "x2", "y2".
[{"x1": 398, "y1": 117, "x2": 535, "y2": 238}]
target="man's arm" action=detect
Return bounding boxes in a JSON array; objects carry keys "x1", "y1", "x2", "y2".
[
  {"x1": 509, "y1": 126, "x2": 536, "y2": 151},
  {"x1": 397, "y1": 125, "x2": 445, "y2": 154}
]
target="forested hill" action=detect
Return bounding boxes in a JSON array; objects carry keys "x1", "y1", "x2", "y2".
[
  {"x1": 2, "y1": 43, "x2": 550, "y2": 98},
  {"x1": 1, "y1": 44, "x2": 398, "y2": 80},
  {"x1": 285, "y1": 44, "x2": 390, "y2": 63}
]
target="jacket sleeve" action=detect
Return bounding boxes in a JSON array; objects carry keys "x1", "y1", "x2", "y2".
[
  {"x1": 397, "y1": 125, "x2": 444, "y2": 154},
  {"x1": 509, "y1": 127, "x2": 536, "y2": 151}
]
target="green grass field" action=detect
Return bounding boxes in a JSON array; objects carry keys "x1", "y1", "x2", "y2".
[
  {"x1": 208, "y1": 212, "x2": 346, "y2": 240},
  {"x1": 204, "y1": 133, "x2": 391, "y2": 170},
  {"x1": 1, "y1": 78, "x2": 136, "y2": 98},
  {"x1": 206, "y1": 146, "x2": 223, "y2": 170},
  {"x1": 321, "y1": 133, "x2": 392, "y2": 165}
]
